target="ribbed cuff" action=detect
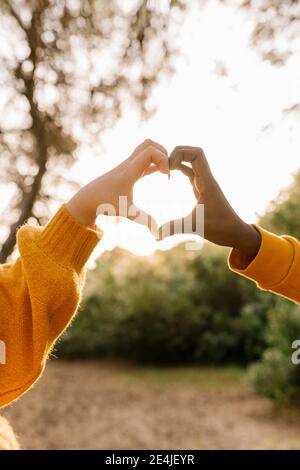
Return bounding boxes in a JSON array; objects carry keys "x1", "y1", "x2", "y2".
[
  {"x1": 228, "y1": 225, "x2": 295, "y2": 288},
  {"x1": 37, "y1": 204, "x2": 102, "y2": 272}
]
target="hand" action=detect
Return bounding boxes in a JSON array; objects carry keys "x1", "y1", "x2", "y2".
[
  {"x1": 158, "y1": 146, "x2": 261, "y2": 262},
  {"x1": 66, "y1": 139, "x2": 169, "y2": 231}
]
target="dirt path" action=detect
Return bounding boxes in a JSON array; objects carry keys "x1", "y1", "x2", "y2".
[{"x1": 3, "y1": 360, "x2": 300, "y2": 450}]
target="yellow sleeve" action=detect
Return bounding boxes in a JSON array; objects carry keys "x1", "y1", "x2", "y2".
[
  {"x1": 228, "y1": 225, "x2": 300, "y2": 303},
  {"x1": 0, "y1": 205, "x2": 101, "y2": 408}
]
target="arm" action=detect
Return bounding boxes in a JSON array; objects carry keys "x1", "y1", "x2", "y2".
[
  {"x1": 0, "y1": 139, "x2": 169, "y2": 408},
  {"x1": 159, "y1": 146, "x2": 300, "y2": 303},
  {"x1": 0, "y1": 205, "x2": 98, "y2": 408}
]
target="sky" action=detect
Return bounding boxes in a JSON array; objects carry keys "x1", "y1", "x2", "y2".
[
  {"x1": 1, "y1": 0, "x2": 300, "y2": 264},
  {"x1": 74, "y1": 0, "x2": 300, "y2": 263}
]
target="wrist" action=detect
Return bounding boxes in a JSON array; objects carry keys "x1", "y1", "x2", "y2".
[
  {"x1": 66, "y1": 192, "x2": 97, "y2": 228},
  {"x1": 232, "y1": 222, "x2": 261, "y2": 262}
]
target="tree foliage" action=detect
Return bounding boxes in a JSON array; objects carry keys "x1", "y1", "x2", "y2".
[
  {"x1": 259, "y1": 170, "x2": 300, "y2": 237},
  {"x1": 240, "y1": 0, "x2": 300, "y2": 65},
  {"x1": 249, "y1": 301, "x2": 300, "y2": 406},
  {"x1": 56, "y1": 244, "x2": 271, "y2": 365},
  {"x1": 237, "y1": 1, "x2": 300, "y2": 113},
  {"x1": 249, "y1": 170, "x2": 300, "y2": 406},
  {"x1": 0, "y1": 0, "x2": 186, "y2": 262}
]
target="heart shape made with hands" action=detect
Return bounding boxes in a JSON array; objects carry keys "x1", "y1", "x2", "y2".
[
  {"x1": 138, "y1": 146, "x2": 209, "y2": 243},
  {"x1": 96, "y1": 166, "x2": 202, "y2": 245},
  {"x1": 95, "y1": 144, "x2": 207, "y2": 245},
  {"x1": 134, "y1": 170, "x2": 200, "y2": 240}
]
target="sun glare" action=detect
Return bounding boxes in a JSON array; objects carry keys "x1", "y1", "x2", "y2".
[{"x1": 84, "y1": 0, "x2": 300, "y2": 258}]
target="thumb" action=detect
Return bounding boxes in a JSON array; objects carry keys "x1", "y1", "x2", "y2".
[
  {"x1": 157, "y1": 217, "x2": 188, "y2": 241},
  {"x1": 157, "y1": 207, "x2": 204, "y2": 241},
  {"x1": 128, "y1": 204, "x2": 158, "y2": 237}
]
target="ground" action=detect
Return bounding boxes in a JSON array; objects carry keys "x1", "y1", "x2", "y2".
[{"x1": 3, "y1": 360, "x2": 300, "y2": 450}]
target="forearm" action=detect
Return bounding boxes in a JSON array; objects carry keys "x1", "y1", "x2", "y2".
[
  {"x1": 66, "y1": 188, "x2": 97, "y2": 228},
  {"x1": 66, "y1": 178, "x2": 103, "y2": 228}
]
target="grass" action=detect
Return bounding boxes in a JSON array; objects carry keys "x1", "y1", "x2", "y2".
[{"x1": 113, "y1": 363, "x2": 247, "y2": 391}]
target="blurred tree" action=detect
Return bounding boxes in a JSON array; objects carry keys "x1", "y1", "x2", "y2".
[
  {"x1": 240, "y1": 0, "x2": 300, "y2": 66},
  {"x1": 0, "y1": 0, "x2": 186, "y2": 262},
  {"x1": 56, "y1": 244, "x2": 270, "y2": 364},
  {"x1": 259, "y1": 170, "x2": 300, "y2": 237},
  {"x1": 249, "y1": 300, "x2": 300, "y2": 406},
  {"x1": 248, "y1": 168, "x2": 300, "y2": 406}
]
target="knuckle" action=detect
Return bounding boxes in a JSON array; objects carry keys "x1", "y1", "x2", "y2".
[
  {"x1": 148, "y1": 144, "x2": 160, "y2": 155},
  {"x1": 196, "y1": 147, "x2": 205, "y2": 157},
  {"x1": 173, "y1": 146, "x2": 184, "y2": 154}
]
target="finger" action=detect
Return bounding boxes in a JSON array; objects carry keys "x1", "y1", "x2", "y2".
[
  {"x1": 128, "y1": 204, "x2": 158, "y2": 236},
  {"x1": 177, "y1": 163, "x2": 199, "y2": 199},
  {"x1": 157, "y1": 207, "x2": 203, "y2": 241},
  {"x1": 177, "y1": 163, "x2": 193, "y2": 179},
  {"x1": 169, "y1": 146, "x2": 212, "y2": 178},
  {"x1": 169, "y1": 147, "x2": 203, "y2": 173},
  {"x1": 130, "y1": 139, "x2": 168, "y2": 160},
  {"x1": 131, "y1": 146, "x2": 169, "y2": 181}
]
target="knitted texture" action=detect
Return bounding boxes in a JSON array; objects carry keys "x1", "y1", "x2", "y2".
[
  {"x1": 229, "y1": 225, "x2": 300, "y2": 303},
  {"x1": 0, "y1": 205, "x2": 101, "y2": 409}
]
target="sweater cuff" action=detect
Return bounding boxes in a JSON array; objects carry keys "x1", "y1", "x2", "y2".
[
  {"x1": 228, "y1": 225, "x2": 295, "y2": 288},
  {"x1": 37, "y1": 204, "x2": 103, "y2": 272}
]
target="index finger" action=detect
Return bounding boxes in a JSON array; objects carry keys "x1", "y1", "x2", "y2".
[
  {"x1": 130, "y1": 145, "x2": 170, "y2": 181},
  {"x1": 169, "y1": 146, "x2": 211, "y2": 177},
  {"x1": 130, "y1": 139, "x2": 168, "y2": 160}
]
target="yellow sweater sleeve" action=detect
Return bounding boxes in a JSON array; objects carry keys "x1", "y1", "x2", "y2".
[
  {"x1": 228, "y1": 225, "x2": 300, "y2": 303},
  {"x1": 0, "y1": 205, "x2": 101, "y2": 408}
]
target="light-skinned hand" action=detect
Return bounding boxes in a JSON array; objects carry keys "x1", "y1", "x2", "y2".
[{"x1": 66, "y1": 139, "x2": 169, "y2": 232}]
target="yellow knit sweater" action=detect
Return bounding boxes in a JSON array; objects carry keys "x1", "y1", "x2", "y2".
[
  {"x1": 228, "y1": 226, "x2": 300, "y2": 303},
  {"x1": 0, "y1": 205, "x2": 100, "y2": 411}
]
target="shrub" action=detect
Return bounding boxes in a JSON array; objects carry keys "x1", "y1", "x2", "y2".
[
  {"x1": 55, "y1": 245, "x2": 271, "y2": 365},
  {"x1": 248, "y1": 349, "x2": 291, "y2": 404},
  {"x1": 248, "y1": 302, "x2": 300, "y2": 405}
]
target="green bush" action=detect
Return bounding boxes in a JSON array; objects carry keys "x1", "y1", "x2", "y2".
[
  {"x1": 248, "y1": 302, "x2": 300, "y2": 405},
  {"x1": 56, "y1": 245, "x2": 271, "y2": 365},
  {"x1": 248, "y1": 349, "x2": 291, "y2": 404},
  {"x1": 246, "y1": 170, "x2": 300, "y2": 406},
  {"x1": 56, "y1": 168, "x2": 300, "y2": 402}
]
